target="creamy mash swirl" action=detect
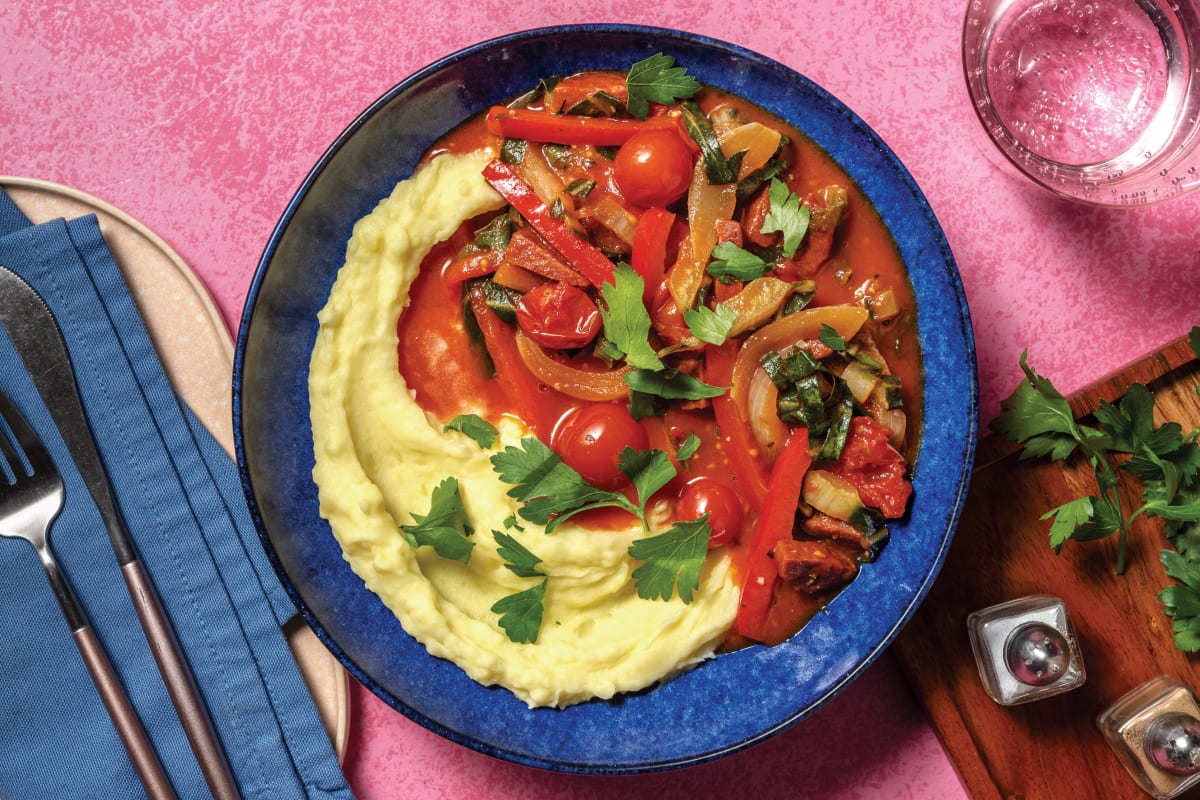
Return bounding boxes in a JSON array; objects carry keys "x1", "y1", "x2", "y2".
[{"x1": 309, "y1": 150, "x2": 738, "y2": 708}]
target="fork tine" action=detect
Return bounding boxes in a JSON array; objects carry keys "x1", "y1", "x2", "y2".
[
  {"x1": 0, "y1": 391, "x2": 54, "y2": 477},
  {"x1": 0, "y1": 393, "x2": 176, "y2": 799},
  {"x1": 0, "y1": 392, "x2": 26, "y2": 482}
]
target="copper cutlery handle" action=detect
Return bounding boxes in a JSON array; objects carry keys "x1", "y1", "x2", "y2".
[
  {"x1": 73, "y1": 625, "x2": 178, "y2": 800},
  {"x1": 37, "y1": 542, "x2": 177, "y2": 800},
  {"x1": 123, "y1": 559, "x2": 240, "y2": 800}
]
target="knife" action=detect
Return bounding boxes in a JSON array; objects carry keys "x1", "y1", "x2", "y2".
[{"x1": 0, "y1": 264, "x2": 240, "y2": 800}]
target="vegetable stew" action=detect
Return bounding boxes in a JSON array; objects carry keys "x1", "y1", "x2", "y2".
[{"x1": 397, "y1": 55, "x2": 921, "y2": 647}]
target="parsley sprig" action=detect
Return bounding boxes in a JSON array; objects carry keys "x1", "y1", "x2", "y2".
[
  {"x1": 491, "y1": 580, "x2": 547, "y2": 644},
  {"x1": 991, "y1": 333, "x2": 1200, "y2": 651},
  {"x1": 443, "y1": 414, "x2": 499, "y2": 449},
  {"x1": 760, "y1": 178, "x2": 810, "y2": 258},
  {"x1": 491, "y1": 436, "x2": 673, "y2": 532},
  {"x1": 400, "y1": 478, "x2": 476, "y2": 563},
  {"x1": 683, "y1": 302, "x2": 736, "y2": 345},
  {"x1": 625, "y1": 54, "x2": 701, "y2": 120},
  {"x1": 708, "y1": 242, "x2": 768, "y2": 283},
  {"x1": 628, "y1": 517, "x2": 711, "y2": 603},
  {"x1": 399, "y1": 436, "x2": 714, "y2": 643},
  {"x1": 600, "y1": 264, "x2": 664, "y2": 371},
  {"x1": 706, "y1": 179, "x2": 811, "y2": 284},
  {"x1": 489, "y1": 530, "x2": 548, "y2": 644},
  {"x1": 598, "y1": 263, "x2": 725, "y2": 412},
  {"x1": 492, "y1": 438, "x2": 711, "y2": 605}
]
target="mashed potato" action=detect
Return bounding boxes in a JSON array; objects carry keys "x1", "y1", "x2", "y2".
[{"x1": 309, "y1": 150, "x2": 739, "y2": 708}]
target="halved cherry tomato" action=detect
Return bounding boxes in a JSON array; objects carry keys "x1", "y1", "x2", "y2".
[
  {"x1": 515, "y1": 282, "x2": 601, "y2": 350},
  {"x1": 614, "y1": 130, "x2": 694, "y2": 208},
  {"x1": 677, "y1": 477, "x2": 744, "y2": 548},
  {"x1": 830, "y1": 416, "x2": 912, "y2": 518},
  {"x1": 552, "y1": 404, "x2": 649, "y2": 489}
]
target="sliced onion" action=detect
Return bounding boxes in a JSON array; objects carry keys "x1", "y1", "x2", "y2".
[
  {"x1": 663, "y1": 122, "x2": 782, "y2": 312},
  {"x1": 746, "y1": 368, "x2": 787, "y2": 461},
  {"x1": 515, "y1": 329, "x2": 633, "y2": 401},
  {"x1": 875, "y1": 407, "x2": 908, "y2": 448},
  {"x1": 666, "y1": 159, "x2": 736, "y2": 309},
  {"x1": 722, "y1": 276, "x2": 795, "y2": 337},
  {"x1": 586, "y1": 192, "x2": 639, "y2": 246},
  {"x1": 730, "y1": 306, "x2": 868, "y2": 462},
  {"x1": 719, "y1": 121, "x2": 782, "y2": 179},
  {"x1": 841, "y1": 360, "x2": 880, "y2": 404}
]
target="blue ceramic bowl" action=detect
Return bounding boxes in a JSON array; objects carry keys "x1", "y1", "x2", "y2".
[{"x1": 234, "y1": 25, "x2": 978, "y2": 773}]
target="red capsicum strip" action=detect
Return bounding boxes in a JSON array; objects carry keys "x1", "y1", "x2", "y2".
[
  {"x1": 736, "y1": 426, "x2": 812, "y2": 643},
  {"x1": 467, "y1": 285, "x2": 550, "y2": 436},
  {"x1": 481, "y1": 159, "x2": 615, "y2": 289},
  {"x1": 630, "y1": 208, "x2": 675, "y2": 307},
  {"x1": 486, "y1": 106, "x2": 685, "y2": 147},
  {"x1": 706, "y1": 342, "x2": 770, "y2": 510}
]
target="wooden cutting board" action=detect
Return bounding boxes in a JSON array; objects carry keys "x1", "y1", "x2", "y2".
[{"x1": 894, "y1": 334, "x2": 1200, "y2": 799}]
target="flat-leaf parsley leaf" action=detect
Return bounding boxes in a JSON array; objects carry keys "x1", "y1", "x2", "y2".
[
  {"x1": 491, "y1": 580, "x2": 547, "y2": 644},
  {"x1": 707, "y1": 242, "x2": 768, "y2": 283},
  {"x1": 600, "y1": 264, "x2": 665, "y2": 371},
  {"x1": 618, "y1": 447, "x2": 676, "y2": 523},
  {"x1": 683, "y1": 302, "x2": 736, "y2": 345},
  {"x1": 491, "y1": 437, "x2": 636, "y2": 531},
  {"x1": 628, "y1": 517, "x2": 711, "y2": 603},
  {"x1": 624, "y1": 368, "x2": 726, "y2": 401},
  {"x1": 493, "y1": 530, "x2": 546, "y2": 578},
  {"x1": 625, "y1": 53, "x2": 701, "y2": 119},
  {"x1": 992, "y1": 332, "x2": 1200, "y2": 652},
  {"x1": 443, "y1": 414, "x2": 499, "y2": 449},
  {"x1": 759, "y1": 178, "x2": 810, "y2": 258},
  {"x1": 400, "y1": 477, "x2": 475, "y2": 563}
]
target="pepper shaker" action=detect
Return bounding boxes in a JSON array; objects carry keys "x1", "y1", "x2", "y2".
[
  {"x1": 966, "y1": 595, "x2": 1086, "y2": 705},
  {"x1": 1098, "y1": 676, "x2": 1200, "y2": 799}
]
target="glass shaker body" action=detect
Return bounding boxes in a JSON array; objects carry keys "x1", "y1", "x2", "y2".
[
  {"x1": 1098, "y1": 676, "x2": 1200, "y2": 799},
  {"x1": 966, "y1": 595, "x2": 1086, "y2": 705}
]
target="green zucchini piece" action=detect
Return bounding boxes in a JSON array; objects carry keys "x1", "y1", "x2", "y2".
[
  {"x1": 472, "y1": 214, "x2": 516, "y2": 251},
  {"x1": 564, "y1": 90, "x2": 627, "y2": 117},
  {"x1": 803, "y1": 470, "x2": 864, "y2": 524},
  {"x1": 817, "y1": 391, "x2": 854, "y2": 461},
  {"x1": 479, "y1": 278, "x2": 522, "y2": 324},
  {"x1": 779, "y1": 373, "x2": 828, "y2": 437},
  {"x1": 680, "y1": 100, "x2": 743, "y2": 185},
  {"x1": 565, "y1": 178, "x2": 596, "y2": 198},
  {"x1": 500, "y1": 138, "x2": 527, "y2": 164},
  {"x1": 781, "y1": 289, "x2": 815, "y2": 316},
  {"x1": 542, "y1": 143, "x2": 571, "y2": 168},
  {"x1": 761, "y1": 348, "x2": 820, "y2": 390},
  {"x1": 880, "y1": 375, "x2": 905, "y2": 409}
]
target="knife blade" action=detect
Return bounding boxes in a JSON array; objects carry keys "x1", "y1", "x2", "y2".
[{"x1": 0, "y1": 264, "x2": 240, "y2": 800}]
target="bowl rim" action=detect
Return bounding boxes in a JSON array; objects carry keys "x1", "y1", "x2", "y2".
[{"x1": 234, "y1": 22, "x2": 979, "y2": 773}]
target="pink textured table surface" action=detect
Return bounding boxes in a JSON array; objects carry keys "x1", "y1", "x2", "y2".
[{"x1": 5, "y1": 2, "x2": 1199, "y2": 798}]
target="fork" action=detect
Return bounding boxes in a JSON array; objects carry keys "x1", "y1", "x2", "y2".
[{"x1": 0, "y1": 391, "x2": 178, "y2": 800}]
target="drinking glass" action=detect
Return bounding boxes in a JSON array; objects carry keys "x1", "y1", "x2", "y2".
[{"x1": 964, "y1": 0, "x2": 1200, "y2": 205}]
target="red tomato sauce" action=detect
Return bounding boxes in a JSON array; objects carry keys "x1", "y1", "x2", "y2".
[{"x1": 396, "y1": 75, "x2": 922, "y2": 647}]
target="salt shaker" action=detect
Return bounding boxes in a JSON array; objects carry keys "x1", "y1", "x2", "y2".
[
  {"x1": 1098, "y1": 676, "x2": 1200, "y2": 799},
  {"x1": 966, "y1": 595, "x2": 1086, "y2": 705}
]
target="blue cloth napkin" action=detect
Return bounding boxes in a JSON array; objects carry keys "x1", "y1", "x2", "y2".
[{"x1": 0, "y1": 191, "x2": 353, "y2": 800}]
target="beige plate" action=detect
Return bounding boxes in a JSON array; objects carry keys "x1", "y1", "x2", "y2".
[{"x1": 1, "y1": 176, "x2": 350, "y2": 761}]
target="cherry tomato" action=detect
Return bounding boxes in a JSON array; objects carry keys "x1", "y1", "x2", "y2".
[
  {"x1": 677, "y1": 478, "x2": 744, "y2": 548},
  {"x1": 613, "y1": 130, "x2": 693, "y2": 208},
  {"x1": 552, "y1": 404, "x2": 649, "y2": 489},
  {"x1": 832, "y1": 416, "x2": 912, "y2": 519},
  {"x1": 516, "y1": 282, "x2": 601, "y2": 350}
]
